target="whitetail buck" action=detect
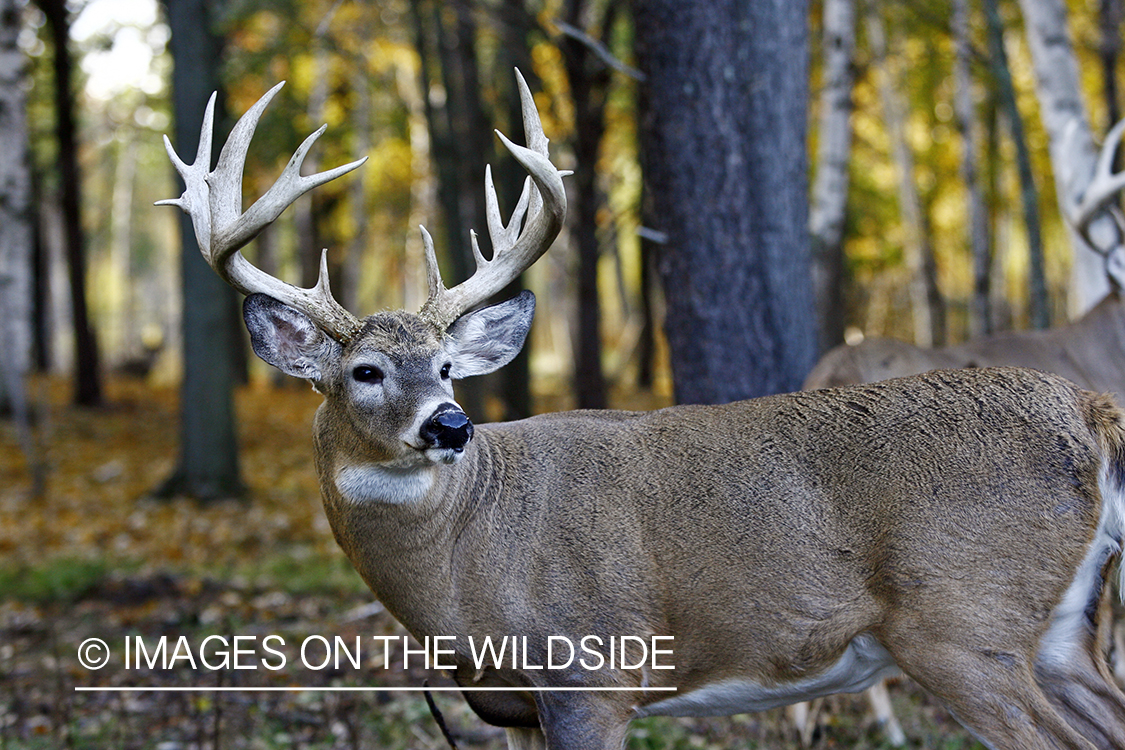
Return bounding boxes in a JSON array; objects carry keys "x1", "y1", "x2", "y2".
[
  {"x1": 796, "y1": 118, "x2": 1125, "y2": 746},
  {"x1": 160, "y1": 74, "x2": 1125, "y2": 749}
]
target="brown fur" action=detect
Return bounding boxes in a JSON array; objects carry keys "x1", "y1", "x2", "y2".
[
  {"x1": 312, "y1": 349, "x2": 1125, "y2": 749},
  {"x1": 804, "y1": 292, "x2": 1125, "y2": 396}
]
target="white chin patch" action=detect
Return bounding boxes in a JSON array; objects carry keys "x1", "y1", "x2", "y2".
[{"x1": 425, "y1": 447, "x2": 465, "y2": 465}]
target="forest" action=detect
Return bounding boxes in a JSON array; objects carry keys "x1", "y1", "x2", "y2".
[{"x1": 1, "y1": 0, "x2": 1124, "y2": 747}]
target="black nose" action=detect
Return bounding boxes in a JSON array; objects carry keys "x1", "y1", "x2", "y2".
[{"x1": 420, "y1": 404, "x2": 474, "y2": 451}]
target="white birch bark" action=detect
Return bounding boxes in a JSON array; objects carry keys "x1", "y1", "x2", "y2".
[
  {"x1": 1017, "y1": 0, "x2": 1115, "y2": 314},
  {"x1": 0, "y1": 0, "x2": 41, "y2": 494},
  {"x1": 0, "y1": 0, "x2": 33, "y2": 410},
  {"x1": 809, "y1": 0, "x2": 856, "y2": 351}
]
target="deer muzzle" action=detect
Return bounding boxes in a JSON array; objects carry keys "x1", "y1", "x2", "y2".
[{"x1": 419, "y1": 403, "x2": 475, "y2": 455}]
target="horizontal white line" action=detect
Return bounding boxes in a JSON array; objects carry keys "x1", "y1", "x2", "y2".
[{"x1": 75, "y1": 686, "x2": 677, "y2": 693}]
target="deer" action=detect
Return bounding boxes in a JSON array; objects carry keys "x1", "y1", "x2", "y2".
[
  {"x1": 804, "y1": 118, "x2": 1125, "y2": 395},
  {"x1": 794, "y1": 118, "x2": 1125, "y2": 747},
  {"x1": 159, "y1": 73, "x2": 1125, "y2": 750}
]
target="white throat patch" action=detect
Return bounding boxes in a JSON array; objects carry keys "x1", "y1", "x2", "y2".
[{"x1": 335, "y1": 464, "x2": 435, "y2": 505}]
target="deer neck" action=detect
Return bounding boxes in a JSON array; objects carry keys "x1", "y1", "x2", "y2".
[{"x1": 313, "y1": 417, "x2": 494, "y2": 634}]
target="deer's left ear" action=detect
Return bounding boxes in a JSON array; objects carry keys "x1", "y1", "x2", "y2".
[{"x1": 445, "y1": 290, "x2": 535, "y2": 378}]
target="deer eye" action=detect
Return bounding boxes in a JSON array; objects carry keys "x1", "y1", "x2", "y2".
[
  {"x1": 440, "y1": 362, "x2": 452, "y2": 380},
  {"x1": 352, "y1": 365, "x2": 384, "y2": 384}
]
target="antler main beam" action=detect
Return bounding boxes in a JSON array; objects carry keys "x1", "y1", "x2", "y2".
[
  {"x1": 158, "y1": 82, "x2": 368, "y2": 343},
  {"x1": 1069, "y1": 117, "x2": 1125, "y2": 256},
  {"x1": 417, "y1": 70, "x2": 569, "y2": 331}
]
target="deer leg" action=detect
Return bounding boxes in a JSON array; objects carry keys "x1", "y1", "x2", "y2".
[
  {"x1": 865, "y1": 679, "x2": 906, "y2": 746},
  {"x1": 784, "y1": 698, "x2": 818, "y2": 747},
  {"x1": 505, "y1": 726, "x2": 548, "y2": 750},
  {"x1": 895, "y1": 642, "x2": 1096, "y2": 750},
  {"x1": 531, "y1": 693, "x2": 632, "y2": 750},
  {"x1": 1036, "y1": 663, "x2": 1125, "y2": 750}
]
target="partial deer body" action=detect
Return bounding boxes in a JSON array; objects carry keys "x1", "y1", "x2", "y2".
[
  {"x1": 798, "y1": 116, "x2": 1125, "y2": 748},
  {"x1": 805, "y1": 290, "x2": 1125, "y2": 393},
  {"x1": 807, "y1": 117, "x2": 1125, "y2": 395},
  {"x1": 161, "y1": 75, "x2": 1125, "y2": 749}
]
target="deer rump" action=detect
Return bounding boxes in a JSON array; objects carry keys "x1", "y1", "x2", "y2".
[{"x1": 318, "y1": 367, "x2": 1125, "y2": 734}]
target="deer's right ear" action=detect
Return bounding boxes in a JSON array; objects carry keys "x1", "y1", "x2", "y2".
[{"x1": 243, "y1": 294, "x2": 339, "y2": 381}]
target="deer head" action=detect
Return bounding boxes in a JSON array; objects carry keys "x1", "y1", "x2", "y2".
[{"x1": 159, "y1": 72, "x2": 566, "y2": 468}]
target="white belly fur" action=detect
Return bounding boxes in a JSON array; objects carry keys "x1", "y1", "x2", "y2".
[{"x1": 637, "y1": 633, "x2": 899, "y2": 718}]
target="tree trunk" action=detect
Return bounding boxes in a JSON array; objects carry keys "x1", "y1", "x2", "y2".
[
  {"x1": 1100, "y1": 0, "x2": 1122, "y2": 132},
  {"x1": 866, "y1": 0, "x2": 942, "y2": 347},
  {"x1": 808, "y1": 0, "x2": 856, "y2": 353},
  {"x1": 954, "y1": 0, "x2": 992, "y2": 337},
  {"x1": 0, "y1": 0, "x2": 32, "y2": 413},
  {"x1": 159, "y1": 0, "x2": 244, "y2": 501},
  {"x1": 491, "y1": 0, "x2": 539, "y2": 419},
  {"x1": 38, "y1": 0, "x2": 101, "y2": 406},
  {"x1": 409, "y1": 0, "x2": 489, "y2": 420},
  {"x1": 985, "y1": 0, "x2": 1048, "y2": 329},
  {"x1": 634, "y1": 0, "x2": 815, "y2": 404},
  {"x1": 1016, "y1": 0, "x2": 1111, "y2": 314},
  {"x1": 560, "y1": 0, "x2": 614, "y2": 409}
]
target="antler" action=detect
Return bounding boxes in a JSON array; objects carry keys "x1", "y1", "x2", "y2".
[
  {"x1": 157, "y1": 82, "x2": 368, "y2": 343},
  {"x1": 1068, "y1": 117, "x2": 1125, "y2": 256},
  {"x1": 417, "y1": 70, "x2": 569, "y2": 331}
]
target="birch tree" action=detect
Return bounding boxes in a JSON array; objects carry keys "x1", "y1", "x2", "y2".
[
  {"x1": 0, "y1": 0, "x2": 32, "y2": 414},
  {"x1": 809, "y1": 0, "x2": 857, "y2": 353},
  {"x1": 1017, "y1": 0, "x2": 1118, "y2": 313},
  {"x1": 0, "y1": 0, "x2": 43, "y2": 495}
]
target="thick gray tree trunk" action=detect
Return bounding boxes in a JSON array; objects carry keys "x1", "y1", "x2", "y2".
[
  {"x1": 634, "y1": 0, "x2": 816, "y2": 403},
  {"x1": 159, "y1": 0, "x2": 243, "y2": 501},
  {"x1": 1017, "y1": 0, "x2": 1115, "y2": 314},
  {"x1": 808, "y1": 0, "x2": 856, "y2": 353}
]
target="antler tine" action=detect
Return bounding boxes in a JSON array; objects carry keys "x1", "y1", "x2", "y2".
[
  {"x1": 1069, "y1": 117, "x2": 1125, "y2": 254},
  {"x1": 157, "y1": 82, "x2": 368, "y2": 344},
  {"x1": 418, "y1": 69, "x2": 568, "y2": 330}
]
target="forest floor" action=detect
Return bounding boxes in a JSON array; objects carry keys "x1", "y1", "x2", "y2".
[{"x1": 0, "y1": 376, "x2": 983, "y2": 749}]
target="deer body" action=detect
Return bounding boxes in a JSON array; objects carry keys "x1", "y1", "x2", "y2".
[
  {"x1": 805, "y1": 291, "x2": 1125, "y2": 394},
  {"x1": 162, "y1": 77, "x2": 1125, "y2": 749}
]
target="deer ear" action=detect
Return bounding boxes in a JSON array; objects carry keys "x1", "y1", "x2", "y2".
[
  {"x1": 445, "y1": 290, "x2": 535, "y2": 378},
  {"x1": 243, "y1": 293, "x2": 340, "y2": 381}
]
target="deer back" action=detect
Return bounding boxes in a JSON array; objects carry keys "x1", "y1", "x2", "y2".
[{"x1": 805, "y1": 291, "x2": 1125, "y2": 396}]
